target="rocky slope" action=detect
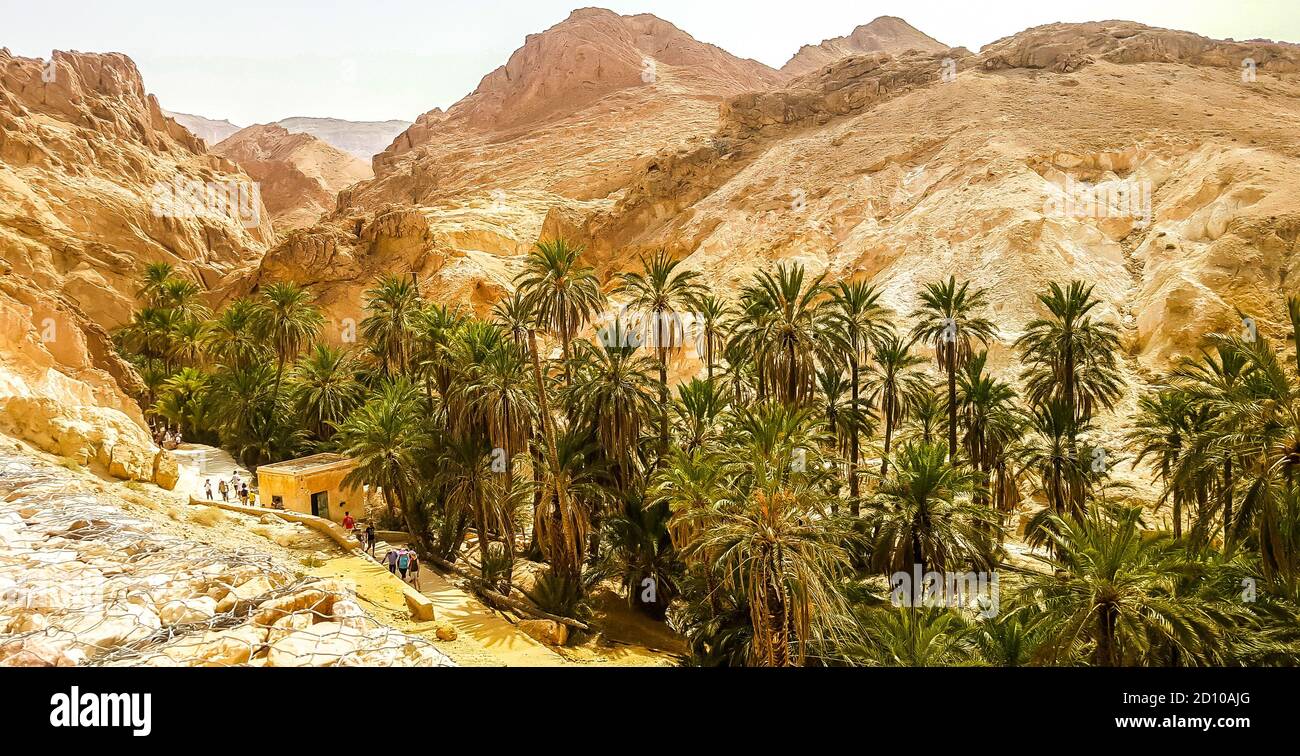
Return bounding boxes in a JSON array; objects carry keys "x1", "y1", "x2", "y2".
[
  {"x1": 0, "y1": 450, "x2": 453, "y2": 667},
  {"x1": 275, "y1": 117, "x2": 412, "y2": 160},
  {"x1": 235, "y1": 18, "x2": 1300, "y2": 466},
  {"x1": 164, "y1": 110, "x2": 241, "y2": 146},
  {"x1": 0, "y1": 49, "x2": 272, "y2": 484},
  {"x1": 780, "y1": 16, "x2": 950, "y2": 76},
  {"x1": 214, "y1": 124, "x2": 372, "y2": 232},
  {"x1": 241, "y1": 7, "x2": 786, "y2": 323}
]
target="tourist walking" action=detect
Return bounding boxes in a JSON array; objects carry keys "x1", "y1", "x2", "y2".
[
  {"x1": 384, "y1": 547, "x2": 399, "y2": 574},
  {"x1": 365, "y1": 524, "x2": 376, "y2": 556},
  {"x1": 406, "y1": 550, "x2": 420, "y2": 587},
  {"x1": 342, "y1": 512, "x2": 355, "y2": 532},
  {"x1": 204, "y1": 479, "x2": 213, "y2": 500},
  {"x1": 396, "y1": 548, "x2": 412, "y2": 581},
  {"x1": 218, "y1": 479, "x2": 228, "y2": 502}
]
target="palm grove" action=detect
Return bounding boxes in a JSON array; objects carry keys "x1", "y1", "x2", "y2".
[{"x1": 115, "y1": 244, "x2": 1300, "y2": 666}]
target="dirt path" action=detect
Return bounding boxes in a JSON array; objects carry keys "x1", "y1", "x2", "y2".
[{"x1": 310, "y1": 552, "x2": 571, "y2": 667}]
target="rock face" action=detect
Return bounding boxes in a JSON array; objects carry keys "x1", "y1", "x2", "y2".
[
  {"x1": 568, "y1": 20, "x2": 1300, "y2": 385},
  {"x1": 780, "y1": 16, "x2": 950, "y2": 76},
  {"x1": 238, "y1": 8, "x2": 785, "y2": 328},
  {"x1": 214, "y1": 124, "x2": 372, "y2": 232},
  {"x1": 242, "y1": 17, "x2": 1300, "y2": 443},
  {"x1": 0, "y1": 49, "x2": 271, "y2": 482},
  {"x1": 164, "y1": 111, "x2": 242, "y2": 146},
  {"x1": 274, "y1": 117, "x2": 412, "y2": 160}
]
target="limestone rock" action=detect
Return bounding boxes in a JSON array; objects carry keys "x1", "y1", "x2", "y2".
[{"x1": 213, "y1": 124, "x2": 372, "y2": 232}]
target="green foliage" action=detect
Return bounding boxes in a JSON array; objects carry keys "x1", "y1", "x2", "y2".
[{"x1": 110, "y1": 250, "x2": 1300, "y2": 667}]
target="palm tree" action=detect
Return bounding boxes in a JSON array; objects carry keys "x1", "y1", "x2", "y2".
[
  {"x1": 1022, "y1": 398, "x2": 1093, "y2": 522},
  {"x1": 290, "y1": 344, "x2": 362, "y2": 443},
  {"x1": 435, "y1": 432, "x2": 525, "y2": 581},
  {"x1": 683, "y1": 482, "x2": 852, "y2": 666},
  {"x1": 910, "y1": 276, "x2": 997, "y2": 463},
  {"x1": 336, "y1": 379, "x2": 431, "y2": 551},
  {"x1": 825, "y1": 280, "x2": 893, "y2": 513},
  {"x1": 533, "y1": 428, "x2": 608, "y2": 584},
  {"x1": 957, "y1": 351, "x2": 1024, "y2": 514},
  {"x1": 1170, "y1": 341, "x2": 1252, "y2": 545},
  {"x1": 152, "y1": 367, "x2": 213, "y2": 439},
  {"x1": 160, "y1": 277, "x2": 210, "y2": 323},
  {"x1": 1015, "y1": 280, "x2": 1123, "y2": 434},
  {"x1": 686, "y1": 292, "x2": 730, "y2": 382},
  {"x1": 865, "y1": 332, "x2": 928, "y2": 481},
  {"x1": 136, "y1": 262, "x2": 176, "y2": 306},
  {"x1": 1025, "y1": 506, "x2": 1228, "y2": 666},
  {"x1": 615, "y1": 249, "x2": 704, "y2": 453},
  {"x1": 252, "y1": 282, "x2": 324, "y2": 403},
  {"x1": 867, "y1": 441, "x2": 996, "y2": 586},
  {"x1": 671, "y1": 378, "x2": 726, "y2": 453},
  {"x1": 563, "y1": 337, "x2": 659, "y2": 487},
  {"x1": 516, "y1": 239, "x2": 606, "y2": 386},
  {"x1": 167, "y1": 317, "x2": 209, "y2": 369},
  {"x1": 205, "y1": 298, "x2": 265, "y2": 370},
  {"x1": 589, "y1": 488, "x2": 680, "y2": 619},
  {"x1": 1129, "y1": 388, "x2": 1198, "y2": 538},
  {"x1": 361, "y1": 274, "x2": 421, "y2": 376},
  {"x1": 460, "y1": 337, "x2": 535, "y2": 474},
  {"x1": 847, "y1": 607, "x2": 977, "y2": 667},
  {"x1": 732, "y1": 263, "x2": 827, "y2": 406}
]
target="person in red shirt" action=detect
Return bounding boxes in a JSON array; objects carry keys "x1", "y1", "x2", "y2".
[{"x1": 342, "y1": 512, "x2": 355, "y2": 531}]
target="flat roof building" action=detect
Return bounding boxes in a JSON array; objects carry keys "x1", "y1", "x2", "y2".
[{"x1": 256, "y1": 453, "x2": 363, "y2": 524}]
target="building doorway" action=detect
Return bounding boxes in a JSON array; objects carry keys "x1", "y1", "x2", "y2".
[{"x1": 310, "y1": 491, "x2": 329, "y2": 519}]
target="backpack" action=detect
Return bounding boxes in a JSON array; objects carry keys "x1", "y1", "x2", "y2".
[{"x1": 397, "y1": 553, "x2": 410, "y2": 571}]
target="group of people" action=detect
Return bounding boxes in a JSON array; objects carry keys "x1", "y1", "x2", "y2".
[
  {"x1": 156, "y1": 427, "x2": 183, "y2": 450},
  {"x1": 203, "y1": 473, "x2": 252, "y2": 506},
  {"x1": 341, "y1": 513, "x2": 378, "y2": 557},
  {"x1": 384, "y1": 546, "x2": 421, "y2": 586}
]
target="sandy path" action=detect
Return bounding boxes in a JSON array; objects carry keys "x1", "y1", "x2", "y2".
[{"x1": 310, "y1": 552, "x2": 571, "y2": 667}]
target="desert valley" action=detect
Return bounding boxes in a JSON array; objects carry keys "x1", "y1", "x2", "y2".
[{"x1": 1, "y1": 6, "x2": 1299, "y2": 670}]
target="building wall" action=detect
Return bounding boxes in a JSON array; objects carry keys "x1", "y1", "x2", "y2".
[{"x1": 257, "y1": 465, "x2": 364, "y2": 524}]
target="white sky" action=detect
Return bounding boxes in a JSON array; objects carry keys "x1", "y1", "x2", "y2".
[{"x1": 3, "y1": 0, "x2": 1297, "y2": 124}]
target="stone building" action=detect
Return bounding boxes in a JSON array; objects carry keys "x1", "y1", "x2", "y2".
[{"x1": 256, "y1": 453, "x2": 363, "y2": 523}]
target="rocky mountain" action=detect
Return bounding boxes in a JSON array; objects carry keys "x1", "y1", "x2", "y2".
[
  {"x1": 246, "y1": 8, "x2": 785, "y2": 321},
  {"x1": 780, "y1": 16, "x2": 950, "y2": 76},
  {"x1": 243, "y1": 17, "x2": 1300, "y2": 442},
  {"x1": 4, "y1": 14, "x2": 1300, "y2": 485},
  {"x1": 274, "y1": 117, "x2": 412, "y2": 160},
  {"x1": 164, "y1": 110, "x2": 242, "y2": 146},
  {"x1": 213, "y1": 124, "x2": 372, "y2": 231},
  {"x1": 0, "y1": 49, "x2": 272, "y2": 484}
]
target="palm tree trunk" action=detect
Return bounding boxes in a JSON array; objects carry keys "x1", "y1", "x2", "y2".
[
  {"x1": 881, "y1": 400, "x2": 895, "y2": 480},
  {"x1": 849, "y1": 352, "x2": 861, "y2": 516},
  {"x1": 527, "y1": 329, "x2": 578, "y2": 580},
  {"x1": 946, "y1": 346, "x2": 958, "y2": 463},
  {"x1": 1223, "y1": 455, "x2": 1233, "y2": 546},
  {"x1": 659, "y1": 346, "x2": 669, "y2": 456}
]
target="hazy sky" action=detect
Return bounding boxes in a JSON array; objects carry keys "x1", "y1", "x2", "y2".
[{"x1": 4, "y1": 0, "x2": 1297, "y2": 124}]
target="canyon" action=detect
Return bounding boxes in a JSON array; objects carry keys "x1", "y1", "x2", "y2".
[
  {"x1": 0, "y1": 8, "x2": 1298, "y2": 666},
  {"x1": 3, "y1": 10, "x2": 1299, "y2": 488}
]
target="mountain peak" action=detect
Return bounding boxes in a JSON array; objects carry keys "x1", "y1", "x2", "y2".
[{"x1": 781, "y1": 16, "x2": 948, "y2": 76}]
